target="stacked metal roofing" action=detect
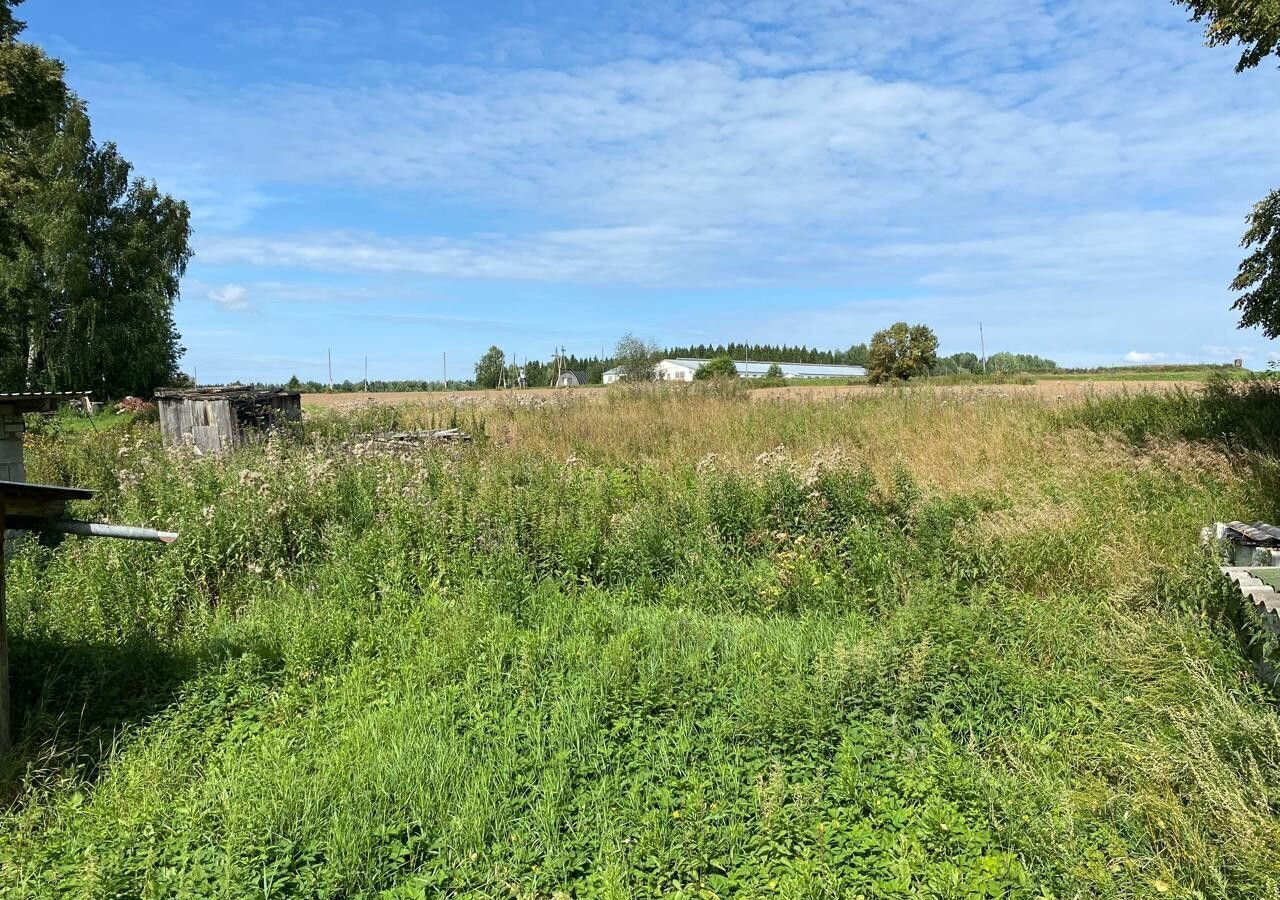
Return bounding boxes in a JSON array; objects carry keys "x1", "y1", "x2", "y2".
[{"x1": 1223, "y1": 522, "x2": 1280, "y2": 546}]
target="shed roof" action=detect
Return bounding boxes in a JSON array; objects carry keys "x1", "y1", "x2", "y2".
[
  {"x1": 0, "y1": 391, "x2": 88, "y2": 413},
  {"x1": 154, "y1": 385, "x2": 300, "y2": 401},
  {"x1": 0, "y1": 480, "x2": 94, "y2": 518},
  {"x1": 1224, "y1": 521, "x2": 1280, "y2": 546},
  {"x1": 0, "y1": 480, "x2": 94, "y2": 502}
]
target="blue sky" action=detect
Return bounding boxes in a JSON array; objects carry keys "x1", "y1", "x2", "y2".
[{"x1": 21, "y1": 0, "x2": 1280, "y2": 381}]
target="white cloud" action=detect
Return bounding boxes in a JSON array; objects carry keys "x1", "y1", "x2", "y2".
[
  {"x1": 197, "y1": 225, "x2": 742, "y2": 284},
  {"x1": 54, "y1": 0, "x2": 1280, "y2": 365},
  {"x1": 1124, "y1": 351, "x2": 1166, "y2": 364},
  {"x1": 208, "y1": 283, "x2": 250, "y2": 311}
]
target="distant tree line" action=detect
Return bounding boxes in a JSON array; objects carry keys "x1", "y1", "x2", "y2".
[
  {"x1": 0, "y1": 1, "x2": 192, "y2": 398},
  {"x1": 272, "y1": 332, "x2": 1062, "y2": 394},
  {"x1": 258, "y1": 377, "x2": 478, "y2": 393},
  {"x1": 931, "y1": 351, "x2": 1058, "y2": 376},
  {"x1": 473, "y1": 346, "x2": 613, "y2": 389},
  {"x1": 663, "y1": 343, "x2": 869, "y2": 366}
]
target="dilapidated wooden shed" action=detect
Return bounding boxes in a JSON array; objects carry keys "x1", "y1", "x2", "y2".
[{"x1": 154, "y1": 386, "x2": 301, "y2": 454}]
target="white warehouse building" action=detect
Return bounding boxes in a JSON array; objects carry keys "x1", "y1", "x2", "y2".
[{"x1": 603, "y1": 359, "x2": 866, "y2": 384}]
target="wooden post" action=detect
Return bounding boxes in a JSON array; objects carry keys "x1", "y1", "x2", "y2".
[{"x1": 1, "y1": 497, "x2": 9, "y2": 754}]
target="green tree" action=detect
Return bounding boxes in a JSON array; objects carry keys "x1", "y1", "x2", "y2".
[
  {"x1": 474, "y1": 345, "x2": 506, "y2": 389},
  {"x1": 867, "y1": 323, "x2": 939, "y2": 384},
  {"x1": 0, "y1": 0, "x2": 66, "y2": 258},
  {"x1": 1232, "y1": 190, "x2": 1280, "y2": 337},
  {"x1": 523, "y1": 359, "x2": 549, "y2": 388},
  {"x1": 765, "y1": 362, "x2": 784, "y2": 379},
  {"x1": 845, "y1": 343, "x2": 870, "y2": 366},
  {"x1": 1, "y1": 4, "x2": 190, "y2": 397},
  {"x1": 695, "y1": 356, "x2": 739, "y2": 380},
  {"x1": 1175, "y1": 1, "x2": 1280, "y2": 335},
  {"x1": 286, "y1": 374, "x2": 302, "y2": 390},
  {"x1": 986, "y1": 352, "x2": 1058, "y2": 374},
  {"x1": 1178, "y1": 0, "x2": 1280, "y2": 72},
  {"x1": 614, "y1": 332, "x2": 659, "y2": 381}
]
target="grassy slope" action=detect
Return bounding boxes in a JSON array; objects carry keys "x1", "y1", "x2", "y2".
[{"x1": 2, "y1": 385, "x2": 1280, "y2": 897}]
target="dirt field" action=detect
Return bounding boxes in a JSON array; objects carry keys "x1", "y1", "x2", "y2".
[{"x1": 302, "y1": 379, "x2": 1195, "y2": 410}]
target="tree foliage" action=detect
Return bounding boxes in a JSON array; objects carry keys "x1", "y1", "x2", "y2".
[
  {"x1": 0, "y1": 1, "x2": 190, "y2": 397},
  {"x1": 1175, "y1": 1, "x2": 1280, "y2": 335},
  {"x1": 867, "y1": 323, "x2": 938, "y2": 384},
  {"x1": 614, "y1": 332, "x2": 659, "y2": 381},
  {"x1": 0, "y1": 0, "x2": 65, "y2": 257},
  {"x1": 694, "y1": 356, "x2": 739, "y2": 380},
  {"x1": 663, "y1": 342, "x2": 863, "y2": 365},
  {"x1": 1176, "y1": 0, "x2": 1280, "y2": 72},
  {"x1": 1231, "y1": 189, "x2": 1280, "y2": 337},
  {"x1": 474, "y1": 346, "x2": 506, "y2": 389},
  {"x1": 985, "y1": 352, "x2": 1058, "y2": 374},
  {"x1": 932, "y1": 352, "x2": 982, "y2": 375},
  {"x1": 765, "y1": 362, "x2": 784, "y2": 379}
]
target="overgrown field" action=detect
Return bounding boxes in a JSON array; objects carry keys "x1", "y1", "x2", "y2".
[{"x1": 3, "y1": 381, "x2": 1280, "y2": 898}]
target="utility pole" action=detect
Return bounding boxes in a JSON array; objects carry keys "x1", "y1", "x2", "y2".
[
  {"x1": 443, "y1": 352, "x2": 447, "y2": 389},
  {"x1": 979, "y1": 323, "x2": 986, "y2": 375},
  {"x1": 327, "y1": 349, "x2": 333, "y2": 391},
  {"x1": 364, "y1": 355, "x2": 368, "y2": 393}
]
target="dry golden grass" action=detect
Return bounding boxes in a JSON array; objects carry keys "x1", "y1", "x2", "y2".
[{"x1": 301, "y1": 377, "x2": 1190, "y2": 410}]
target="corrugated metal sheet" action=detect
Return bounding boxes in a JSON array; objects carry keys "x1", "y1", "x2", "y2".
[
  {"x1": 1252, "y1": 522, "x2": 1280, "y2": 542},
  {"x1": 1224, "y1": 522, "x2": 1280, "y2": 546}
]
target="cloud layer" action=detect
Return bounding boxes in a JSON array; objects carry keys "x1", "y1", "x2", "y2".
[{"x1": 29, "y1": 0, "x2": 1280, "y2": 376}]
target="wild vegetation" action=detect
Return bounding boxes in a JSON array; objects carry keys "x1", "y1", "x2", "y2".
[{"x1": 1, "y1": 380, "x2": 1279, "y2": 897}]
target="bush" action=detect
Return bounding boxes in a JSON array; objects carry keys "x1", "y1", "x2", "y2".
[{"x1": 694, "y1": 356, "x2": 738, "y2": 380}]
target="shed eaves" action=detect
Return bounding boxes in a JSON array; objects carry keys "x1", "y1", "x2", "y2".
[{"x1": 0, "y1": 391, "x2": 88, "y2": 413}]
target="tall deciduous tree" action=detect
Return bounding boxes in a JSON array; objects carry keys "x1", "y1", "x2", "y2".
[
  {"x1": 1, "y1": 1, "x2": 191, "y2": 397},
  {"x1": 1175, "y1": 0, "x2": 1280, "y2": 335},
  {"x1": 1232, "y1": 189, "x2": 1280, "y2": 337},
  {"x1": 474, "y1": 346, "x2": 506, "y2": 389},
  {"x1": 614, "y1": 332, "x2": 659, "y2": 381},
  {"x1": 0, "y1": 0, "x2": 65, "y2": 256},
  {"x1": 867, "y1": 323, "x2": 938, "y2": 384}
]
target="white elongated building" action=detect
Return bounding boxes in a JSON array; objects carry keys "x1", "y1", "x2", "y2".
[{"x1": 603, "y1": 359, "x2": 866, "y2": 384}]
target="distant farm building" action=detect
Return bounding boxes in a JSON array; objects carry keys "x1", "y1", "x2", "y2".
[
  {"x1": 556, "y1": 370, "x2": 590, "y2": 388},
  {"x1": 155, "y1": 386, "x2": 301, "y2": 454},
  {"x1": 603, "y1": 359, "x2": 866, "y2": 384}
]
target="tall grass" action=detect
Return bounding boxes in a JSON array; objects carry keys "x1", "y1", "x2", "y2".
[{"x1": 1, "y1": 386, "x2": 1278, "y2": 897}]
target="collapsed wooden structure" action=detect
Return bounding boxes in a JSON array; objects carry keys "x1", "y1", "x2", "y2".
[{"x1": 154, "y1": 386, "x2": 301, "y2": 455}]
